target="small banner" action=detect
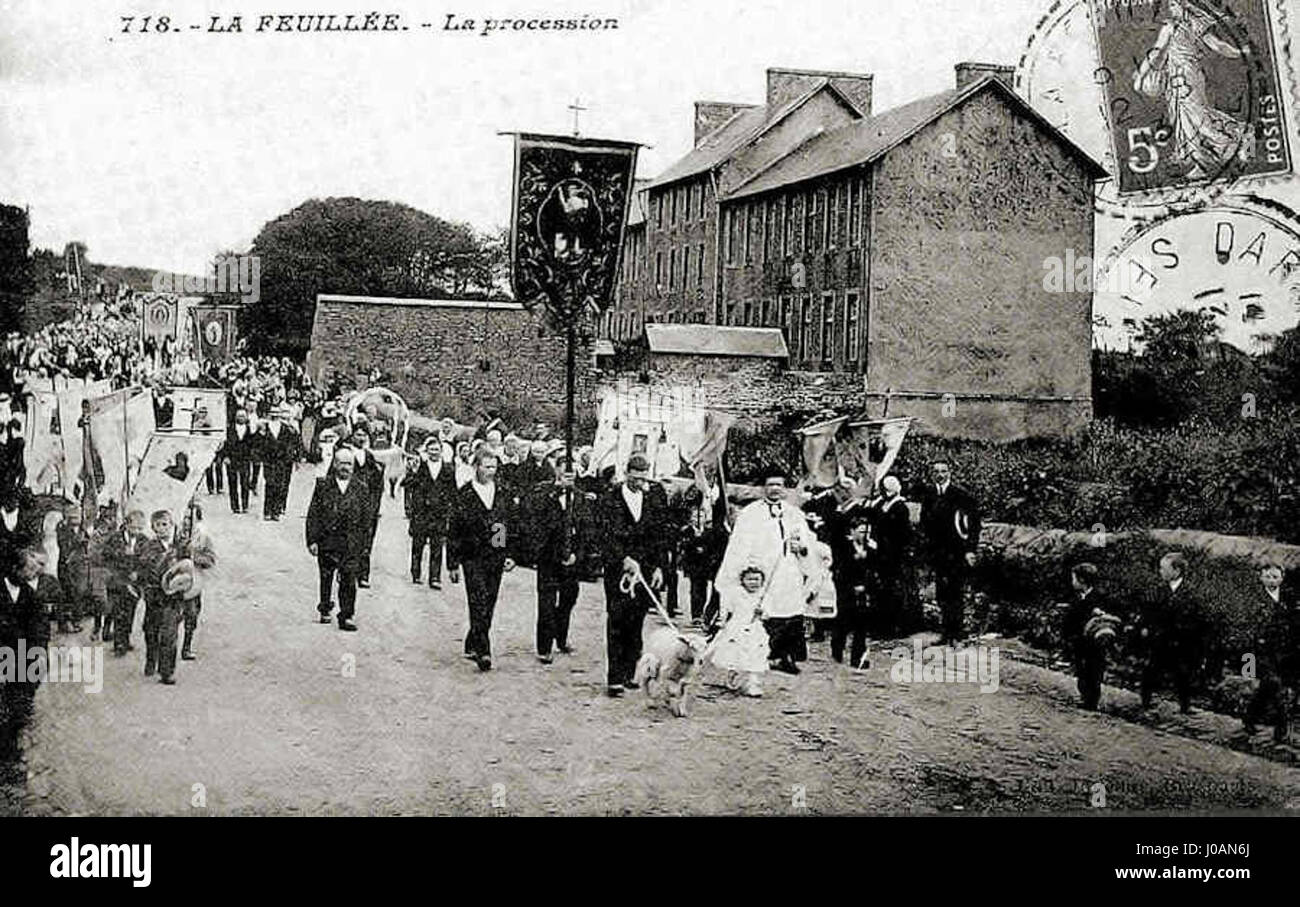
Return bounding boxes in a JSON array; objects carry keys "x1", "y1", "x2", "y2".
[
  {"x1": 796, "y1": 415, "x2": 849, "y2": 488},
  {"x1": 509, "y1": 133, "x2": 639, "y2": 325},
  {"x1": 798, "y1": 415, "x2": 912, "y2": 490},
  {"x1": 191, "y1": 305, "x2": 238, "y2": 366},
  {"x1": 127, "y1": 432, "x2": 224, "y2": 521},
  {"x1": 141, "y1": 296, "x2": 179, "y2": 344},
  {"x1": 168, "y1": 388, "x2": 229, "y2": 434}
]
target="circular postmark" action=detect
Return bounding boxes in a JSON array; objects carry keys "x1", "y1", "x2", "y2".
[
  {"x1": 1016, "y1": 0, "x2": 1294, "y2": 222},
  {"x1": 1093, "y1": 193, "x2": 1300, "y2": 349}
]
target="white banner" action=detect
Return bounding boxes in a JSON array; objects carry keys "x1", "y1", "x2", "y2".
[{"x1": 126, "y1": 432, "x2": 224, "y2": 521}]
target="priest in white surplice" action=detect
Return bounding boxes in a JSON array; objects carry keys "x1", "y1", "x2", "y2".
[{"x1": 714, "y1": 465, "x2": 823, "y2": 675}]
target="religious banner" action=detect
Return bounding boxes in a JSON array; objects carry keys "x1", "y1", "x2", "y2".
[
  {"x1": 141, "y1": 296, "x2": 180, "y2": 344},
  {"x1": 87, "y1": 387, "x2": 156, "y2": 506},
  {"x1": 24, "y1": 390, "x2": 64, "y2": 493},
  {"x1": 191, "y1": 305, "x2": 238, "y2": 366},
  {"x1": 509, "y1": 133, "x2": 639, "y2": 325},
  {"x1": 168, "y1": 388, "x2": 228, "y2": 434},
  {"x1": 127, "y1": 432, "x2": 224, "y2": 521},
  {"x1": 796, "y1": 415, "x2": 849, "y2": 488},
  {"x1": 54, "y1": 379, "x2": 113, "y2": 500},
  {"x1": 841, "y1": 417, "x2": 913, "y2": 488}
]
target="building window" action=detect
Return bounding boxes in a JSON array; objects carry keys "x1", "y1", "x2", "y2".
[
  {"x1": 656, "y1": 193, "x2": 664, "y2": 229},
  {"x1": 770, "y1": 199, "x2": 784, "y2": 260},
  {"x1": 655, "y1": 251, "x2": 663, "y2": 288},
  {"x1": 799, "y1": 295, "x2": 812, "y2": 360},
  {"x1": 698, "y1": 181, "x2": 707, "y2": 219},
  {"x1": 669, "y1": 248, "x2": 676, "y2": 289},
  {"x1": 746, "y1": 204, "x2": 760, "y2": 265},
  {"x1": 780, "y1": 295, "x2": 792, "y2": 333},
  {"x1": 726, "y1": 303, "x2": 736, "y2": 325},
  {"x1": 845, "y1": 291, "x2": 860, "y2": 363},
  {"x1": 829, "y1": 185, "x2": 841, "y2": 249},
  {"x1": 760, "y1": 298, "x2": 772, "y2": 326},
  {"x1": 725, "y1": 209, "x2": 740, "y2": 265},
  {"x1": 788, "y1": 194, "x2": 802, "y2": 257},
  {"x1": 686, "y1": 185, "x2": 694, "y2": 222},
  {"x1": 697, "y1": 243, "x2": 706, "y2": 286},
  {"x1": 808, "y1": 189, "x2": 825, "y2": 253},
  {"x1": 848, "y1": 179, "x2": 862, "y2": 248},
  {"x1": 821, "y1": 292, "x2": 835, "y2": 363}
]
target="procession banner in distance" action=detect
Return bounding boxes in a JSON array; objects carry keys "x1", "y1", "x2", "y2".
[
  {"x1": 509, "y1": 133, "x2": 639, "y2": 325},
  {"x1": 127, "y1": 432, "x2": 224, "y2": 521},
  {"x1": 24, "y1": 390, "x2": 64, "y2": 493},
  {"x1": 191, "y1": 305, "x2": 239, "y2": 365},
  {"x1": 169, "y1": 387, "x2": 228, "y2": 434},
  {"x1": 141, "y1": 296, "x2": 179, "y2": 344}
]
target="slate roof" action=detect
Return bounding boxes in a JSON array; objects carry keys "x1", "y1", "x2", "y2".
[
  {"x1": 644, "y1": 324, "x2": 788, "y2": 358},
  {"x1": 725, "y1": 76, "x2": 1108, "y2": 201}
]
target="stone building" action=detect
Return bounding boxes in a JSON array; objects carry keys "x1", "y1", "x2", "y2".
[
  {"x1": 603, "y1": 64, "x2": 1106, "y2": 440},
  {"x1": 309, "y1": 294, "x2": 596, "y2": 425}
]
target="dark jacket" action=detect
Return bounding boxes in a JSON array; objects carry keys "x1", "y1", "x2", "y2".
[
  {"x1": 870, "y1": 495, "x2": 913, "y2": 573},
  {"x1": 305, "y1": 476, "x2": 370, "y2": 565},
  {"x1": 447, "y1": 482, "x2": 517, "y2": 571},
  {"x1": 1133, "y1": 579, "x2": 1208, "y2": 662},
  {"x1": 351, "y1": 450, "x2": 385, "y2": 520},
  {"x1": 403, "y1": 459, "x2": 457, "y2": 536},
  {"x1": 135, "y1": 533, "x2": 186, "y2": 608},
  {"x1": 225, "y1": 422, "x2": 256, "y2": 464},
  {"x1": 523, "y1": 483, "x2": 592, "y2": 580},
  {"x1": 100, "y1": 528, "x2": 144, "y2": 595},
  {"x1": 0, "y1": 575, "x2": 48, "y2": 699},
  {"x1": 1062, "y1": 587, "x2": 1116, "y2": 664},
  {"x1": 917, "y1": 481, "x2": 982, "y2": 563},
  {"x1": 1251, "y1": 584, "x2": 1300, "y2": 682},
  {"x1": 596, "y1": 481, "x2": 670, "y2": 583}
]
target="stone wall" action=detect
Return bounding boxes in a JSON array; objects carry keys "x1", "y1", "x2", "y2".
[
  {"x1": 867, "y1": 85, "x2": 1096, "y2": 439},
  {"x1": 309, "y1": 295, "x2": 596, "y2": 425}
]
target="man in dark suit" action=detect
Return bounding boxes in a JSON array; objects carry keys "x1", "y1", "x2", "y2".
[
  {"x1": 225, "y1": 408, "x2": 254, "y2": 514},
  {"x1": 348, "y1": 427, "x2": 385, "y2": 588},
  {"x1": 0, "y1": 546, "x2": 50, "y2": 777},
  {"x1": 1243, "y1": 563, "x2": 1297, "y2": 741},
  {"x1": 524, "y1": 453, "x2": 592, "y2": 663},
  {"x1": 870, "y1": 475, "x2": 913, "y2": 638},
  {"x1": 402, "y1": 437, "x2": 456, "y2": 589},
  {"x1": 1132, "y1": 551, "x2": 1207, "y2": 714},
  {"x1": 0, "y1": 485, "x2": 38, "y2": 579},
  {"x1": 447, "y1": 449, "x2": 517, "y2": 671},
  {"x1": 257, "y1": 406, "x2": 296, "y2": 521},
  {"x1": 596, "y1": 454, "x2": 669, "y2": 696},
  {"x1": 306, "y1": 447, "x2": 369, "y2": 631},
  {"x1": 917, "y1": 461, "x2": 982, "y2": 644}
]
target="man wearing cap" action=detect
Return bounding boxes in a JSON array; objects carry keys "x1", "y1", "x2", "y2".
[
  {"x1": 596, "y1": 454, "x2": 670, "y2": 695},
  {"x1": 257, "y1": 406, "x2": 296, "y2": 521},
  {"x1": 447, "y1": 448, "x2": 517, "y2": 671},
  {"x1": 403, "y1": 437, "x2": 456, "y2": 589},
  {"x1": 715, "y1": 465, "x2": 822, "y2": 676},
  {"x1": 306, "y1": 447, "x2": 368, "y2": 631}
]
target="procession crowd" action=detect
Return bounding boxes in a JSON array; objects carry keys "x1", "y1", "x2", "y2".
[{"x1": 2, "y1": 298, "x2": 1300, "y2": 786}]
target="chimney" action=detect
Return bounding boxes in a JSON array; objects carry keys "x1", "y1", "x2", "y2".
[
  {"x1": 693, "y1": 101, "x2": 757, "y2": 147},
  {"x1": 766, "y1": 67, "x2": 873, "y2": 119},
  {"x1": 955, "y1": 62, "x2": 1015, "y2": 91}
]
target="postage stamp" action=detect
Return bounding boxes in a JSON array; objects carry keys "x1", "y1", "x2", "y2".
[
  {"x1": 1090, "y1": 0, "x2": 1291, "y2": 194},
  {"x1": 1016, "y1": 0, "x2": 1296, "y2": 220}
]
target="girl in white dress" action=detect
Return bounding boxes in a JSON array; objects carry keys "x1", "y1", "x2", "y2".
[{"x1": 711, "y1": 564, "x2": 770, "y2": 697}]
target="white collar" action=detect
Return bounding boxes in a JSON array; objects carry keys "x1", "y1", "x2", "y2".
[
  {"x1": 1169, "y1": 577, "x2": 1184, "y2": 593},
  {"x1": 471, "y1": 479, "x2": 495, "y2": 508},
  {"x1": 3, "y1": 577, "x2": 18, "y2": 599}
]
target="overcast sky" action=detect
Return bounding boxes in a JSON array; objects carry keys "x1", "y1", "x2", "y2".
[{"x1": 2, "y1": 0, "x2": 1044, "y2": 272}]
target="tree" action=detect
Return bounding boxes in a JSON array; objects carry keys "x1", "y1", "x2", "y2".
[{"x1": 244, "y1": 197, "x2": 503, "y2": 356}]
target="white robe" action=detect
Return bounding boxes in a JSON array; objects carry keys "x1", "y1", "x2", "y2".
[{"x1": 715, "y1": 498, "x2": 822, "y2": 620}]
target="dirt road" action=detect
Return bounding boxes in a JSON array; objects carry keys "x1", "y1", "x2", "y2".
[{"x1": 5, "y1": 467, "x2": 1300, "y2": 815}]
